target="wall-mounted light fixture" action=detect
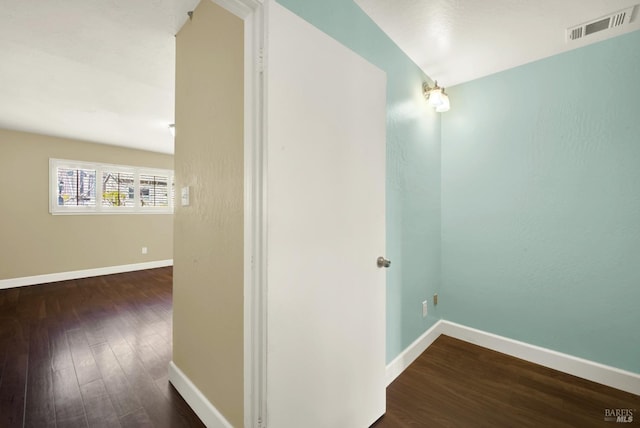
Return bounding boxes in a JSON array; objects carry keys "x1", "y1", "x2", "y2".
[
  {"x1": 423, "y1": 81, "x2": 450, "y2": 113},
  {"x1": 168, "y1": 123, "x2": 176, "y2": 137}
]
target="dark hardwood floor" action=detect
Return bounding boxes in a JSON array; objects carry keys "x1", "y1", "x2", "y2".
[
  {"x1": 373, "y1": 335, "x2": 639, "y2": 428},
  {"x1": 3, "y1": 268, "x2": 638, "y2": 427},
  {"x1": 0, "y1": 267, "x2": 204, "y2": 428}
]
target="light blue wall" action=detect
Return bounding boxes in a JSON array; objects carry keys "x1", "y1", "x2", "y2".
[
  {"x1": 276, "y1": 0, "x2": 442, "y2": 362},
  {"x1": 441, "y1": 30, "x2": 640, "y2": 373}
]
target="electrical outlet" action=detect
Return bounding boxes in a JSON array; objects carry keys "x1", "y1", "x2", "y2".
[
  {"x1": 422, "y1": 300, "x2": 428, "y2": 317},
  {"x1": 433, "y1": 293, "x2": 438, "y2": 305},
  {"x1": 141, "y1": 247, "x2": 148, "y2": 254}
]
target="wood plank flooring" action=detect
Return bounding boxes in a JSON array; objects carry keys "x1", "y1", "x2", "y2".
[
  {"x1": 0, "y1": 267, "x2": 204, "y2": 428},
  {"x1": 3, "y1": 267, "x2": 638, "y2": 427},
  {"x1": 373, "y1": 335, "x2": 640, "y2": 427}
]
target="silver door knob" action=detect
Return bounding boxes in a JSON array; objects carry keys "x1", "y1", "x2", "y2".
[{"x1": 377, "y1": 256, "x2": 391, "y2": 268}]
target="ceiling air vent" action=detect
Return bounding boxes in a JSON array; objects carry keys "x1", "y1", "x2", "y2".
[{"x1": 566, "y1": 6, "x2": 636, "y2": 42}]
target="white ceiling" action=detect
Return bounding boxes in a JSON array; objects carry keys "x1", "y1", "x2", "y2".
[
  {"x1": 0, "y1": 1, "x2": 638, "y2": 154},
  {"x1": 355, "y1": 0, "x2": 640, "y2": 88},
  {"x1": 0, "y1": 0, "x2": 198, "y2": 154}
]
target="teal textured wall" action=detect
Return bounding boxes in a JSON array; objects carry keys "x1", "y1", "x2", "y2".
[
  {"x1": 276, "y1": 0, "x2": 442, "y2": 362},
  {"x1": 441, "y1": 30, "x2": 640, "y2": 373}
]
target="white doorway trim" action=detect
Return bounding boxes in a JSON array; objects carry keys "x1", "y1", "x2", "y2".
[{"x1": 210, "y1": 0, "x2": 266, "y2": 427}]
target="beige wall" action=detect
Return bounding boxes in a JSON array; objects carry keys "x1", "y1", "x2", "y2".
[
  {"x1": 173, "y1": 1, "x2": 244, "y2": 426},
  {"x1": 0, "y1": 128, "x2": 173, "y2": 280}
]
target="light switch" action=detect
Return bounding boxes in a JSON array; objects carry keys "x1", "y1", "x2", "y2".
[{"x1": 181, "y1": 186, "x2": 190, "y2": 206}]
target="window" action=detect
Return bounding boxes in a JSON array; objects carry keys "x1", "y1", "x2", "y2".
[
  {"x1": 102, "y1": 170, "x2": 135, "y2": 207},
  {"x1": 140, "y1": 174, "x2": 169, "y2": 207},
  {"x1": 50, "y1": 159, "x2": 174, "y2": 215},
  {"x1": 57, "y1": 166, "x2": 97, "y2": 207}
]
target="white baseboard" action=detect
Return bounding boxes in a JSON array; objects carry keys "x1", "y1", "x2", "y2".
[
  {"x1": 385, "y1": 320, "x2": 441, "y2": 386},
  {"x1": 0, "y1": 259, "x2": 173, "y2": 290},
  {"x1": 168, "y1": 361, "x2": 234, "y2": 428},
  {"x1": 386, "y1": 319, "x2": 640, "y2": 396},
  {"x1": 439, "y1": 320, "x2": 640, "y2": 396}
]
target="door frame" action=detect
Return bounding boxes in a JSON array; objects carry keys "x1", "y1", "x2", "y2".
[
  {"x1": 209, "y1": 0, "x2": 267, "y2": 427},
  {"x1": 208, "y1": 2, "x2": 388, "y2": 427},
  {"x1": 208, "y1": 2, "x2": 387, "y2": 427}
]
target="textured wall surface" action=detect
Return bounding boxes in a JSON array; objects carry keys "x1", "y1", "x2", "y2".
[
  {"x1": 0, "y1": 128, "x2": 173, "y2": 280},
  {"x1": 277, "y1": 0, "x2": 442, "y2": 363},
  {"x1": 441, "y1": 30, "x2": 640, "y2": 373},
  {"x1": 173, "y1": 1, "x2": 244, "y2": 425}
]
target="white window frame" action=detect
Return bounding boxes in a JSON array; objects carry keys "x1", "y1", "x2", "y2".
[{"x1": 49, "y1": 158, "x2": 174, "y2": 215}]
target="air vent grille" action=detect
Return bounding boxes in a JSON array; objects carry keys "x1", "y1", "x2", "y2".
[
  {"x1": 612, "y1": 11, "x2": 628, "y2": 27},
  {"x1": 569, "y1": 27, "x2": 583, "y2": 40},
  {"x1": 566, "y1": 6, "x2": 636, "y2": 42}
]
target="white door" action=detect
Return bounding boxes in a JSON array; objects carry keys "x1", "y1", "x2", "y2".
[{"x1": 265, "y1": 3, "x2": 387, "y2": 427}]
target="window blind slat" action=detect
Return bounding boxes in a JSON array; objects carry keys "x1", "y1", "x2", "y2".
[{"x1": 50, "y1": 159, "x2": 174, "y2": 215}]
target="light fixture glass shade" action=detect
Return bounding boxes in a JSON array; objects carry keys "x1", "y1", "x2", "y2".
[
  {"x1": 435, "y1": 94, "x2": 450, "y2": 112},
  {"x1": 428, "y1": 88, "x2": 444, "y2": 107}
]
